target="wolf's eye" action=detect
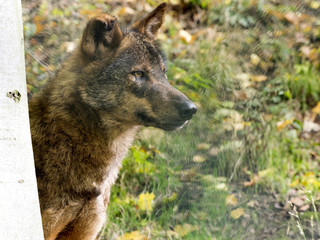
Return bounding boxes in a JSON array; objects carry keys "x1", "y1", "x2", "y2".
[{"x1": 133, "y1": 71, "x2": 143, "y2": 78}]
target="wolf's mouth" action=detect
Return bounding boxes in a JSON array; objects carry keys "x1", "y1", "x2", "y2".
[
  {"x1": 136, "y1": 111, "x2": 187, "y2": 131},
  {"x1": 163, "y1": 120, "x2": 188, "y2": 130},
  {"x1": 136, "y1": 111, "x2": 157, "y2": 124}
]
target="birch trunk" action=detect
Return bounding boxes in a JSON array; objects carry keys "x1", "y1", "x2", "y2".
[{"x1": 0, "y1": 0, "x2": 44, "y2": 239}]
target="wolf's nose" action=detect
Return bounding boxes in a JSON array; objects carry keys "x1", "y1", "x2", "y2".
[{"x1": 179, "y1": 101, "x2": 197, "y2": 120}]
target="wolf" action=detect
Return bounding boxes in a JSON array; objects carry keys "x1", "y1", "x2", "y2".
[{"x1": 29, "y1": 3, "x2": 197, "y2": 240}]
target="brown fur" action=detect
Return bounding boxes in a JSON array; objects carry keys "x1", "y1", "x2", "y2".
[{"x1": 29, "y1": 3, "x2": 196, "y2": 240}]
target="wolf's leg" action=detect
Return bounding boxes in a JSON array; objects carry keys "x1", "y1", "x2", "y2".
[
  {"x1": 41, "y1": 207, "x2": 77, "y2": 240},
  {"x1": 56, "y1": 196, "x2": 106, "y2": 240}
]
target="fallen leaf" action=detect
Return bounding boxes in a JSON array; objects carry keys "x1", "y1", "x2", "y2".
[
  {"x1": 226, "y1": 194, "x2": 238, "y2": 206},
  {"x1": 250, "y1": 74, "x2": 267, "y2": 82},
  {"x1": 174, "y1": 224, "x2": 199, "y2": 237},
  {"x1": 310, "y1": 1, "x2": 320, "y2": 9},
  {"x1": 196, "y1": 143, "x2": 211, "y2": 150},
  {"x1": 230, "y1": 208, "x2": 245, "y2": 220},
  {"x1": 300, "y1": 46, "x2": 311, "y2": 58},
  {"x1": 250, "y1": 54, "x2": 261, "y2": 65},
  {"x1": 312, "y1": 102, "x2": 320, "y2": 114},
  {"x1": 247, "y1": 200, "x2": 255, "y2": 208},
  {"x1": 216, "y1": 183, "x2": 227, "y2": 191},
  {"x1": 295, "y1": 32, "x2": 309, "y2": 44},
  {"x1": 234, "y1": 90, "x2": 249, "y2": 101},
  {"x1": 137, "y1": 192, "x2": 155, "y2": 212},
  {"x1": 118, "y1": 231, "x2": 147, "y2": 240},
  {"x1": 299, "y1": 204, "x2": 310, "y2": 212},
  {"x1": 64, "y1": 41, "x2": 76, "y2": 53},
  {"x1": 117, "y1": 7, "x2": 135, "y2": 16},
  {"x1": 242, "y1": 122, "x2": 251, "y2": 127},
  {"x1": 290, "y1": 179, "x2": 299, "y2": 187},
  {"x1": 303, "y1": 120, "x2": 320, "y2": 132},
  {"x1": 33, "y1": 15, "x2": 46, "y2": 34},
  {"x1": 214, "y1": 32, "x2": 225, "y2": 45},
  {"x1": 236, "y1": 73, "x2": 251, "y2": 82},
  {"x1": 284, "y1": 12, "x2": 299, "y2": 26},
  {"x1": 179, "y1": 30, "x2": 195, "y2": 44},
  {"x1": 301, "y1": 23, "x2": 312, "y2": 33},
  {"x1": 208, "y1": 147, "x2": 219, "y2": 156},
  {"x1": 80, "y1": 9, "x2": 102, "y2": 17},
  {"x1": 277, "y1": 119, "x2": 294, "y2": 131},
  {"x1": 266, "y1": 10, "x2": 285, "y2": 21},
  {"x1": 263, "y1": 114, "x2": 273, "y2": 121},
  {"x1": 290, "y1": 197, "x2": 305, "y2": 207},
  {"x1": 193, "y1": 155, "x2": 206, "y2": 163}
]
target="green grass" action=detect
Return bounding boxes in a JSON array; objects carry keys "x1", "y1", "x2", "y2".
[{"x1": 286, "y1": 61, "x2": 320, "y2": 111}]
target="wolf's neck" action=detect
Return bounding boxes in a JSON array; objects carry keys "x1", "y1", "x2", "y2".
[{"x1": 31, "y1": 80, "x2": 139, "y2": 191}]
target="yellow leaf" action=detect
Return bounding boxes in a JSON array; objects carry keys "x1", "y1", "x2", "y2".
[
  {"x1": 168, "y1": 0, "x2": 180, "y2": 4},
  {"x1": 179, "y1": 30, "x2": 195, "y2": 44},
  {"x1": 225, "y1": 0, "x2": 232, "y2": 5},
  {"x1": 250, "y1": 74, "x2": 267, "y2": 82},
  {"x1": 302, "y1": 23, "x2": 312, "y2": 33},
  {"x1": 193, "y1": 155, "x2": 206, "y2": 163},
  {"x1": 250, "y1": 54, "x2": 261, "y2": 65},
  {"x1": 175, "y1": 224, "x2": 199, "y2": 237},
  {"x1": 137, "y1": 192, "x2": 155, "y2": 212},
  {"x1": 117, "y1": 7, "x2": 135, "y2": 16},
  {"x1": 80, "y1": 9, "x2": 102, "y2": 17},
  {"x1": 214, "y1": 32, "x2": 225, "y2": 45},
  {"x1": 310, "y1": 1, "x2": 320, "y2": 9},
  {"x1": 216, "y1": 183, "x2": 227, "y2": 190},
  {"x1": 304, "y1": 172, "x2": 314, "y2": 177},
  {"x1": 277, "y1": 119, "x2": 294, "y2": 131},
  {"x1": 247, "y1": 200, "x2": 255, "y2": 208},
  {"x1": 226, "y1": 194, "x2": 238, "y2": 206},
  {"x1": 230, "y1": 208, "x2": 245, "y2": 220},
  {"x1": 196, "y1": 143, "x2": 211, "y2": 150},
  {"x1": 118, "y1": 231, "x2": 147, "y2": 240},
  {"x1": 290, "y1": 179, "x2": 299, "y2": 187},
  {"x1": 312, "y1": 102, "x2": 320, "y2": 114},
  {"x1": 33, "y1": 15, "x2": 46, "y2": 34},
  {"x1": 242, "y1": 121, "x2": 251, "y2": 127}
]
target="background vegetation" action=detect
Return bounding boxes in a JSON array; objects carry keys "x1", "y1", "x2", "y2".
[{"x1": 23, "y1": 0, "x2": 320, "y2": 239}]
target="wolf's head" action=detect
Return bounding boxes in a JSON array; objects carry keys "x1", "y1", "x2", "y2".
[{"x1": 77, "y1": 3, "x2": 196, "y2": 131}]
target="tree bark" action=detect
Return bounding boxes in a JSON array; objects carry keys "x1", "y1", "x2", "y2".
[{"x1": 0, "y1": 0, "x2": 44, "y2": 239}]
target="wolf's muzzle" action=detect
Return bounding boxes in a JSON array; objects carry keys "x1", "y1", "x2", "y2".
[{"x1": 178, "y1": 101, "x2": 197, "y2": 120}]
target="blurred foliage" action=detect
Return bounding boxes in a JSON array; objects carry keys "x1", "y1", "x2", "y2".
[
  {"x1": 23, "y1": 0, "x2": 320, "y2": 239},
  {"x1": 286, "y1": 61, "x2": 320, "y2": 111}
]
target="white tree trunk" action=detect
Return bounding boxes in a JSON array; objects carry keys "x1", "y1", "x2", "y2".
[{"x1": 0, "y1": 0, "x2": 44, "y2": 239}]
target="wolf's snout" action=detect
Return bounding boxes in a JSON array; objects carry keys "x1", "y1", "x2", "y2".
[{"x1": 178, "y1": 101, "x2": 197, "y2": 120}]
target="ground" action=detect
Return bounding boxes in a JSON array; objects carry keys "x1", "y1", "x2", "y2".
[{"x1": 22, "y1": 0, "x2": 320, "y2": 239}]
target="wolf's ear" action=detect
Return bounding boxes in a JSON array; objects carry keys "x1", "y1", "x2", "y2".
[
  {"x1": 131, "y1": 3, "x2": 167, "y2": 39},
  {"x1": 81, "y1": 14, "x2": 123, "y2": 59}
]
